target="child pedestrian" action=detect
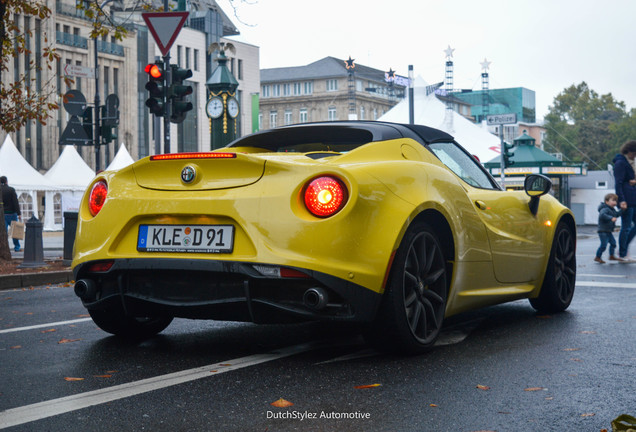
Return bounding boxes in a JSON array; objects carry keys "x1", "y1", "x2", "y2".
[{"x1": 595, "y1": 193, "x2": 624, "y2": 263}]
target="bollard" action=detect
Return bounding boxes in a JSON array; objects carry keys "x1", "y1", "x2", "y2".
[
  {"x1": 19, "y1": 216, "x2": 46, "y2": 268},
  {"x1": 63, "y1": 211, "x2": 78, "y2": 265}
]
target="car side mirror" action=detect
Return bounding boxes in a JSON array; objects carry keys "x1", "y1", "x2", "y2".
[{"x1": 524, "y1": 174, "x2": 552, "y2": 216}]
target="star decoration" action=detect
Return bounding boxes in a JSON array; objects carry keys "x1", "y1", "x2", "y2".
[
  {"x1": 444, "y1": 45, "x2": 455, "y2": 59},
  {"x1": 344, "y1": 56, "x2": 356, "y2": 70},
  {"x1": 386, "y1": 68, "x2": 396, "y2": 79},
  {"x1": 480, "y1": 58, "x2": 491, "y2": 71}
]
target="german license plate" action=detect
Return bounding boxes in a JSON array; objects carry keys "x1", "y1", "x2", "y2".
[{"x1": 137, "y1": 224, "x2": 234, "y2": 253}]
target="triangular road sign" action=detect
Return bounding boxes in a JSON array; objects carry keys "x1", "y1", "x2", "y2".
[
  {"x1": 142, "y1": 12, "x2": 189, "y2": 57},
  {"x1": 59, "y1": 115, "x2": 91, "y2": 145}
]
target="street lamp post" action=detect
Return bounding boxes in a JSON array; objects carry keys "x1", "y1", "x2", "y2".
[{"x1": 93, "y1": 0, "x2": 115, "y2": 171}]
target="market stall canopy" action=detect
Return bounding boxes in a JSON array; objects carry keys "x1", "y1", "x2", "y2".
[
  {"x1": 106, "y1": 143, "x2": 135, "y2": 171},
  {"x1": 379, "y1": 76, "x2": 501, "y2": 163},
  {"x1": 0, "y1": 135, "x2": 60, "y2": 191},
  {"x1": 45, "y1": 145, "x2": 95, "y2": 189}
]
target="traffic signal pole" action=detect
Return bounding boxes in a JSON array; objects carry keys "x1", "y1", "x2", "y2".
[
  {"x1": 162, "y1": 0, "x2": 171, "y2": 154},
  {"x1": 163, "y1": 54, "x2": 171, "y2": 153}
]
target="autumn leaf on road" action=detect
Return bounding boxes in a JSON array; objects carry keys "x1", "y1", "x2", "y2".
[
  {"x1": 41, "y1": 329, "x2": 56, "y2": 333},
  {"x1": 10, "y1": 346, "x2": 22, "y2": 349},
  {"x1": 476, "y1": 384, "x2": 491, "y2": 390},
  {"x1": 93, "y1": 375, "x2": 112, "y2": 378},
  {"x1": 562, "y1": 348, "x2": 580, "y2": 351},
  {"x1": 524, "y1": 387, "x2": 546, "y2": 391},
  {"x1": 271, "y1": 398, "x2": 294, "y2": 408},
  {"x1": 58, "y1": 338, "x2": 81, "y2": 344},
  {"x1": 580, "y1": 413, "x2": 595, "y2": 417},
  {"x1": 64, "y1": 377, "x2": 84, "y2": 381},
  {"x1": 354, "y1": 384, "x2": 381, "y2": 389}
]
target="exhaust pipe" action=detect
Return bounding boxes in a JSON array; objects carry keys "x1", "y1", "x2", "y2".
[
  {"x1": 74, "y1": 279, "x2": 97, "y2": 301},
  {"x1": 303, "y1": 287, "x2": 329, "y2": 310}
]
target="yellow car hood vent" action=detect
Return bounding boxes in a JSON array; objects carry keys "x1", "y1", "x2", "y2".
[{"x1": 133, "y1": 153, "x2": 266, "y2": 191}]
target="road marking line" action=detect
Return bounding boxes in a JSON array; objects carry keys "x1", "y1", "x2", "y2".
[
  {"x1": 576, "y1": 281, "x2": 636, "y2": 289},
  {"x1": 578, "y1": 273, "x2": 636, "y2": 279},
  {"x1": 0, "y1": 318, "x2": 93, "y2": 335},
  {"x1": 0, "y1": 341, "x2": 319, "y2": 429}
]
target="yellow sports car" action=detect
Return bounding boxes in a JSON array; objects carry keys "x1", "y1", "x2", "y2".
[{"x1": 72, "y1": 121, "x2": 576, "y2": 353}]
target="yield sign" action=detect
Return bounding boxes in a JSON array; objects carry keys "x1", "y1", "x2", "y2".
[{"x1": 142, "y1": 12, "x2": 189, "y2": 56}]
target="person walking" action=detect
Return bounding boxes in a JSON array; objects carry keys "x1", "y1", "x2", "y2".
[
  {"x1": 1, "y1": 176, "x2": 22, "y2": 252},
  {"x1": 594, "y1": 193, "x2": 624, "y2": 263},
  {"x1": 613, "y1": 140, "x2": 636, "y2": 259}
]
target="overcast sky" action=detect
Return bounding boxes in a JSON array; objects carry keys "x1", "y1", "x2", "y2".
[{"x1": 218, "y1": 0, "x2": 636, "y2": 121}]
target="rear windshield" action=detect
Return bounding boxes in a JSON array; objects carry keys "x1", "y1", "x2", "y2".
[{"x1": 228, "y1": 126, "x2": 379, "y2": 153}]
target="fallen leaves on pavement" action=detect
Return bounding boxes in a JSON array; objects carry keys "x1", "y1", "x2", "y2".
[
  {"x1": 476, "y1": 384, "x2": 491, "y2": 390},
  {"x1": 271, "y1": 398, "x2": 294, "y2": 408},
  {"x1": 354, "y1": 384, "x2": 381, "y2": 389}
]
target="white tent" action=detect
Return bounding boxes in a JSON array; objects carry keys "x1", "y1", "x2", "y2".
[
  {"x1": 0, "y1": 135, "x2": 61, "y2": 230},
  {"x1": 106, "y1": 143, "x2": 135, "y2": 171},
  {"x1": 45, "y1": 145, "x2": 95, "y2": 225},
  {"x1": 379, "y1": 77, "x2": 501, "y2": 163}
]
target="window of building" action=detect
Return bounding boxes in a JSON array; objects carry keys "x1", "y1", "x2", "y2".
[
  {"x1": 238, "y1": 59, "x2": 243, "y2": 80},
  {"x1": 283, "y1": 83, "x2": 291, "y2": 96},
  {"x1": 75, "y1": 60, "x2": 82, "y2": 91},
  {"x1": 103, "y1": 65, "x2": 109, "y2": 96},
  {"x1": 272, "y1": 84, "x2": 280, "y2": 97},
  {"x1": 328, "y1": 106, "x2": 337, "y2": 121},
  {"x1": 258, "y1": 112, "x2": 263, "y2": 130},
  {"x1": 373, "y1": 108, "x2": 378, "y2": 120},
  {"x1": 360, "y1": 106, "x2": 365, "y2": 120},
  {"x1": 53, "y1": 193, "x2": 62, "y2": 224},
  {"x1": 113, "y1": 67, "x2": 118, "y2": 95},
  {"x1": 293, "y1": 82, "x2": 301, "y2": 95},
  {"x1": 326, "y1": 79, "x2": 338, "y2": 91},
  {"x1": 284, "y1": 110, "x2": 293, "y2": 125},
  {"x1": 356, "y1": 80, "x2": 363, "y2": 91},
  {"x1": 270, "y1": 111, "x2": 277, "y2": 128},
  {"x1": 262, "y1": 85, "x2": 270, "y2": 98},
  {"x1": 18, "y1": 193, "x2": 33, "y2": 219},
  {"x1": 185, "y1": 47, "x2": 190, "y2": 69},
  {"x1": 194, "y1": 49, "x2": 199, "y2": 71},
  {"x1": 300, "y1": 108, "x2": 308, "y2": 123},
  {"x1": 596, "y1": 181, "x2": 608, "y2": 189},
  {"x1": 304, "y1": 81, "x2": 313, "y2": 95}
]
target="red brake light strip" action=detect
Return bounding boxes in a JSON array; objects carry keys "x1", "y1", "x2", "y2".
[{"x1": 150, "y1": 152, "x2": 236, "y2": 161}]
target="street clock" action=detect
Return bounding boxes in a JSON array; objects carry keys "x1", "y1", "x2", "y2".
[
  {"x1": 227, "y1": 97, "x2": 240, "y2": 118},
  {"x1": 206, "y1": 96, "x2": 224, "y2": 119}
]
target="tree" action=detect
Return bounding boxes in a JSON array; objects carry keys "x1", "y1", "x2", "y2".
[
  {"x1": 0, "y1": 0, "x2": 63, "y2": 133},
  {"x1": 543, "y1": 82, "x2": 628, "y2": 169}
]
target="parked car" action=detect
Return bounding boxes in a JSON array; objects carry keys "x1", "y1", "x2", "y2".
[{"x1": 72, "y1": 121, "x2": 576, "y2": 353}]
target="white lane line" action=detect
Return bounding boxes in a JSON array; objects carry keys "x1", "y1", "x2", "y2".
[
  {"x1": 578, "y1": 273, "x2": 636, "y2": 279},
  {"x1": 0, "y1": 318, "x2": 93, "y2": 335},
  {"x1": 0, "y1": 341, "x2": 320, "y2": 429},
  {"x1": 576, "y1": 281, "x2": 636, "y2": 289}
]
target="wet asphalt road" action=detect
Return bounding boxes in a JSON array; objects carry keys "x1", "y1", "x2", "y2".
[{"x1": 1, "y1": 233, "x2": 635, "y2": 432}]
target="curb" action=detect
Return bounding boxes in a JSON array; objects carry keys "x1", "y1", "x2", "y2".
[{"x1": 0, "y1": 270, "x2": 74, "y2": 291}]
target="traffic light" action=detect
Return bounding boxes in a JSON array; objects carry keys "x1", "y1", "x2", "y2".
[
  {"x1": 169, "y1": 64, "x2": 193, "y2": 124},
  {"x1": 502, "y1": 141, "x2": 515, "y2": 168},
  {"x1": 101, "y1": 123, "x2": 117, "y2": 143},
  {"x1": 145, "y1": 62, "x2": 165, "y2": 117}
]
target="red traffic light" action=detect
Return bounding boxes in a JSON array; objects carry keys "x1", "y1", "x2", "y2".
[{"x1": 145, "y1": 63, "x2": 163, "y2": 79}]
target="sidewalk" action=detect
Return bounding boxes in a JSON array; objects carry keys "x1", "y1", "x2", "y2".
[{"x1": 2, "y1": 231, "x2": 73, "y2": 290}]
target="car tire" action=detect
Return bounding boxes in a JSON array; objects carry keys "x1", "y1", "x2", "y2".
[
  {"x1": 366, "y1": 221, "x2": 448, "y2": 354},
  {"x1": 89, "y1": 308, "x2": 173, "y2": 339},
  {"x1": 529, "y1": 221, "x2": 576, "y2": 313}
]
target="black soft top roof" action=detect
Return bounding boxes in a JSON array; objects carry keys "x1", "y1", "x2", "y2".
[{"x1": 226, "y1": 121, "x2": 455, "y2": 152}]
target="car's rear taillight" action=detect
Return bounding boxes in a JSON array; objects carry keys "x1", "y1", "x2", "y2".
[
  {"x1": 303, "y1": 176, "x2": 348, "y2": 217},
  {"x1": 88, "y1": 180, "x2": 108, "y2": 216}
]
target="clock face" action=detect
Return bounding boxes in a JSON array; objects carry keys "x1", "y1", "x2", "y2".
[
  {"x1": 206, "y1": 97, "x2": 224, "y2": 119},
  {"x1": 227, "y1": 97, "x2": 239, "y2": 118}
]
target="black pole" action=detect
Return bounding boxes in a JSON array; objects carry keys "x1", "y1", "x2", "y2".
[
  {"x1": 408, "y1": 65, "x2": 414, "y2": 124},
  {"x1": 163, "y1": 0, "x2": 171, "y2": 154},
  {"x1": 93, "y1": 34, "x2": 101, "y2": 171}
]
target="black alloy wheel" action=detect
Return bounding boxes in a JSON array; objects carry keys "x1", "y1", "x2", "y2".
[
  {"x1": 368, "y1": 221, "x2": 448, "y2": 354},
  {"x1": 530, "y1": 221, "x2": 576, "y2": 313}
]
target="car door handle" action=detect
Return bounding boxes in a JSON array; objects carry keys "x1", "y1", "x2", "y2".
[{"x1": 475, "y1": 200, "x2": 487, "y2": 210}]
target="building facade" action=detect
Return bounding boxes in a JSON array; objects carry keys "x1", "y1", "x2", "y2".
[
  {"x1": 259, "y1": 57, "x2": 406, "y2": 130},
  {"x1": 1, "y1": 0, "x2": 260, "y2": 173},
  {"x1": 1, "y1": 0, "x2": 137, "y2": 171}
]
